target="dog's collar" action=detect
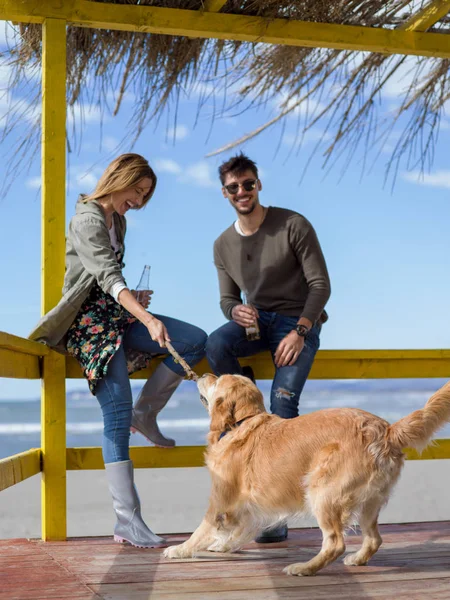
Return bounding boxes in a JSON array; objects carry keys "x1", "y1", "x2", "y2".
[{"x1": 218, "y1": 417, "x2": 252, "y2": 441}]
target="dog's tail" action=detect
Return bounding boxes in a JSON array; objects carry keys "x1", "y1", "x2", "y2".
[{"x1": 388, "y1": 380, "x2": 450, "y2": 452}]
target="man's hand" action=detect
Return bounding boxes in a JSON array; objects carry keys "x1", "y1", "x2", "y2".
[
  {"x1": 231, "y1": 304, "x2": 259, "y2": 328},
  {"x1": 274, "y1": 330, "x2": 304, "y2": 368},
  {"x1": 146, "y1": 316, "x2": 170, "y2": 348},
  {"x1": 131, "y1": 289, "x2": 153, "y2": 309}
]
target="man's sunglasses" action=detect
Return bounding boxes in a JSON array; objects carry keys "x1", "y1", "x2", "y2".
[{"x1": 223, "y1": 179, "x2": 258, "y2": 195}]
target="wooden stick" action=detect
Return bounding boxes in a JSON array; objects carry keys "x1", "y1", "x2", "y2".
[{"x1": 165, "y1": 341, "x2": 199, "y2": 381}]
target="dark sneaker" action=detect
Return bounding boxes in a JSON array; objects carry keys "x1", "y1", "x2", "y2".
[
  {"x1": 242, "y1": 366, "x2": 256, "y2": 383},
  {"x1": 255, "y1": 524, "x2": 288, "y2": 543}
]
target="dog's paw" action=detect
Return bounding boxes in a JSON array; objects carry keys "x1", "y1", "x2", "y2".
[
  {"x1": 206, "y1": 541, "x2": 231, "y2": 553},
  {"x1": 163, "y1": 544, "x2": 193, "y2": 559},
  {"x1": 283, "y1": 562, "x2": 317, "y2": 577},
  {"x1": 343, "y1": 552, "x2": 368, "y2": 566}
]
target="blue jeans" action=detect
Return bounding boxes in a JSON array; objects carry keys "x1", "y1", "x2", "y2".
[
  {"x1": 95, "y1": 315, "x2": 207, "y2": 463},
  {"x1": 206, "y1": 312, "x2": 321, "y2": 419}
]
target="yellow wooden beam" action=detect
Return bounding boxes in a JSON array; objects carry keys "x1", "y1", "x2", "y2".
[
  {"x1": 66, "y1": 439, "x2": 450, "y2": 470},
  {"x1": 0, "y1": 348, "x2": 41, "y2": 378},
  {"x1": 66, "y1": 349, "x2": 450, "y2": 381},
  {"x1": 404, "y1": 438, "x2": 450, "y2": 459},
  {"x1": 0, "y1": 331, "x2": 49, "y2": 357},
  {"x1": 1, "y1": 0, "x2": 450, "y2": 59},
  {"x1": 202, "y1": 0, "x2": 227, "y2": 12},
  {"x1": 399, "y1": 0, "x2": 450, "y2": 32},
  {"x1": 41, "y1": 17, "x2": 67, "y2": 542},
  {"x1": 0, "y1": 449, "x2": 42, "y2": 492},
  {"x1": 67, "y1": 446, "x2": 206, "y2": 470}
]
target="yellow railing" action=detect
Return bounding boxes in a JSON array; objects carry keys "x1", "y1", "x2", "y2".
[{"x1": 2, "y1": 328, "x2": 450, "y2": 539}]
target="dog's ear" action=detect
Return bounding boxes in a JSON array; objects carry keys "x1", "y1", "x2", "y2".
[
  {"x1": 210, "y1": 395, "x2": 235, "y2": 434},
  {"x1": 233, "y1": 382, "x2": 265, "y2": 422}
]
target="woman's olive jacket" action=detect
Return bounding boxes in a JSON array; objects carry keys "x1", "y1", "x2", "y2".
[{"x1": 29, "y1": 199, "x2": 126, "y2": 353}]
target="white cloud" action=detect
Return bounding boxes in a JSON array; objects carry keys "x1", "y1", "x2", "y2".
[
  {"x1": 181, "y1": 161, "x2": 216, "y2": 188},
  {"x1": 69, "y1": 164, "x2": 104, "y2": 191},
  {"x1": 67, "y1": 102, "x2": 105, "y2": 126},
  {"x1": 190, "y1": 82, "x2": 216, "y2": 98},
  {"x1": 25, "y1": 176, "x2": 41, "y2": 190},
  {"x1": 155, "y1": 158, "x2": 182, "y2": 175},
  {"x1": 0, "y1": 22, "x2": 20, "y2": 50},
  {"x1": 25, "y1": 165, "x2": 102, "y2": 192},
  {"x1": 103, "y1": 135, "x2": 119, "y2": 151},
  {"x1": 0, "y1": 64, "x2": 12, "y2": 88},
  {"x1": 283, "y1": 129, "x2": 331, "y2": 146},
  {"x1": 381, "y1": 56, "x2": 432, "y2": 100},
  {"x1": 167, "y1": 124, "x2": 189, "y2": 141},
  {"x1": 402, "y1": 170, "x2": 450, "y2": 189},
  {"x1": 0, "y1": 90, "x2": 40, "y2": 128},
  {"x1": 273, "y1": 92, "x2": 326, "y2": 119},
  {"x1": 155, "y1": 158, "x2": 216, "y2": 188}
]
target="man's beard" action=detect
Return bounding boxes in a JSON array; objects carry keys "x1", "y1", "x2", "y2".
[{"x1": 233, "y1": 198, "x2": 256, "y2": 215}]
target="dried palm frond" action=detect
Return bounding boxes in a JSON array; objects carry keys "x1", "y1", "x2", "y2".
[{"x1": 2, "y1": 0, "x2": 450, "y2": 185}]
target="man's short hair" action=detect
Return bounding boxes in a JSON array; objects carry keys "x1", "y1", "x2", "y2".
[{"x1": 218, "y1": 153, "x2": 259, "y2": 185}]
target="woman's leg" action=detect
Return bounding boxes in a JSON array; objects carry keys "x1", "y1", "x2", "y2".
[
  {"x1": 124, "y1": 316, "x2": 207, "y2": 375},
  {"x1": 95, "y1": 346, "x2": 166, "y2": 547},
  {"x1": 124, "y1": 317, "x2": 207, "y2": 446},
  {"x1": 95, "y1": 344, "x2": 133, "y2": 463}
]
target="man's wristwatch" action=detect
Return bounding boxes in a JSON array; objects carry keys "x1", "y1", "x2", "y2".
[{"x1": 295, "y1": 324, "x2": 309, "y2": 337}]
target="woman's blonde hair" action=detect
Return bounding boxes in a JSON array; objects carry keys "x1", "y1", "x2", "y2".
[{"x1": 82, "y1": 153, "x2": 157, "y2": 208}]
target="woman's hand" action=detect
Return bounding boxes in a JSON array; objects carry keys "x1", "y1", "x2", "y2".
[
  {"x1": 146, "y1": 316, "x2": 171, "y2": 348},
  {"x1": 131, "y1": 289, "x2": 153, "y2": 309}
]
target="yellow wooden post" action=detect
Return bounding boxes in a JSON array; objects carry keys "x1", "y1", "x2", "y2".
[{"x1": 41, "y1": 17, "x2": 67, "y2": 541}]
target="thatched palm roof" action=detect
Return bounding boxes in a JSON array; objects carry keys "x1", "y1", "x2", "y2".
[{"x1": 4, "y1": 0, "x2": 450, "y2": 181}]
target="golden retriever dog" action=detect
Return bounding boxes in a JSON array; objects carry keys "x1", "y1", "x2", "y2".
[{"x1": 164, "y1": 374, "x2": 450, "y2": 576}]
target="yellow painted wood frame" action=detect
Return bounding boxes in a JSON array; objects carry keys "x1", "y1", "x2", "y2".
[
  {"x1": 66, "y1": 350, "x2": 450, "y2": 380},
  {"x1": 1, "y1": 0, "x2": 450, "y2": 59},
  {"x1": 65, "y1": 440, "x2": 450, "y2": 470},
  {"x1": 40, "y1": 18, "x2": 67, "y2": 542},
  {"x1": 399, "y1": 0, "x2": 450, "y2": 32},
  {"x1": 0, "y1": 449, "x2": 42, "y2": 492}
]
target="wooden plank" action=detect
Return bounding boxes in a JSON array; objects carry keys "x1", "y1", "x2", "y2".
[
  {"x1": 66, "y1": 445, "x2": 206, "y2": 470},
  {"x1": 399, "y1": 0, "x2": 450, "y2": 32},
  {"x1": 90, "y1": 571, "x2": 448, "y2": 600},
  {"x1": 40, "y1": 16, "x2": 67, "y2": 543},
  {"x1": 41, "y1": 350, "x2": 67, "y2": 541},
  {"x1": 2, "y1": 0, "x2": 450, "y2": 59},
  {"x1": 0, "y1": 348, "x2": 41, "y2": 379},
  {"x1": 0, "y1": 331, "x2": 49, "y2": 356},
  {"x1": 403, "y1": 438, "x2": 450, "y2": 460},
  {"x1": 65, "y1": 437, "x2": 450, "y2": 471},
  {"x1": 0, "y1": 449, "x2": 41, "y2": 491},
  {"x1": 66, "y1": 349, "x2": 450, "y2": 380},
  {"x1": 88, "y1": 578, "x2": 450, "y2": 600}
]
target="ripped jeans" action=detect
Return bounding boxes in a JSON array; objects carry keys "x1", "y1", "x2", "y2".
[{"x1": 206, "y1": 312, "x2": 321, "y2": 419}]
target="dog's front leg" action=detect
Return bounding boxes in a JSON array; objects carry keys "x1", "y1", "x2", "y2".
[{"x1": 164, "y1": 517, "x2": 218, "y2": 559}]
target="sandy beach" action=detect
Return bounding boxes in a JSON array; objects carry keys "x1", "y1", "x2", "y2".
[{"x1": 1, "y1": 460, "x2": 449, "y2": 540}]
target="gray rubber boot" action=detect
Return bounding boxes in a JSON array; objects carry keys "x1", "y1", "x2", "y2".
[
  {"x1": 131, "y1": 363, "x2": 183, "y2": 448},
  {"x1": 105, "y1": 460, "x2": 166, "y2": 548}
]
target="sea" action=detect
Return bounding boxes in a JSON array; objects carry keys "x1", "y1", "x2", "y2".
[{"x1": 1, "y1": 378, "x2": 449, "y2": 459}]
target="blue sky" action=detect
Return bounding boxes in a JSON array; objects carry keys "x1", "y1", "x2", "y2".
[{"x1": 1, "y1": 23, "x2": 449, "y2": 399}]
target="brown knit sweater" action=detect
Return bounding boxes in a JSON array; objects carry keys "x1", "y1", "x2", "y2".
[{"x1": 213, "y1": 206, "x2": 331, "y2": 323}]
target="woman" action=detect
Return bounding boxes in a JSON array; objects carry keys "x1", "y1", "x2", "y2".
[{"x1": 30, "y1": 153, "x2": 207, "y2": 548}]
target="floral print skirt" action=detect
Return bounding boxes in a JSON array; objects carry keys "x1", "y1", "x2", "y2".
[{"x1": 66, "y1": 283, "x2": 151, "y2": 395}]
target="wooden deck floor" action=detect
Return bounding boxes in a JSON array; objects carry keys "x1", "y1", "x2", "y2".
[{"x1": 2, "y1": 522, "x2": 450, "y2": 600}]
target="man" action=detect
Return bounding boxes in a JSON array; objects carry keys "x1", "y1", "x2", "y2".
[{"x1": 206, "y1": 153, "x2": 331, "y2": 543}]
